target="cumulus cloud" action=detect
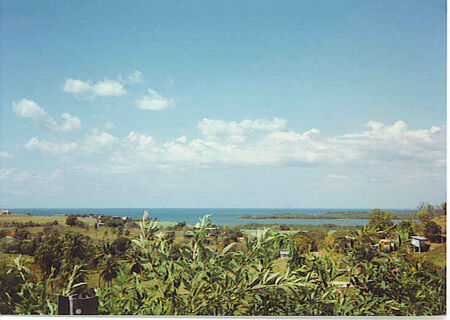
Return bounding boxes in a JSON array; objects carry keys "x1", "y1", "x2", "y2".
[
  {"x1": 24, "y1": 129, "x2": 119, "y2": 154},
  {"x1": 62, "y1": 79, "x2": 92, "y2": 95},
  {"x1": 128, "y1": 70, "x2": 143, "y2": 84},
  {"x1": 327, "y1": 174, "x2": 348, "y2": 179},
  {"x1": 335, "y1": 121, "x2": 445, "y2": 164},
  {"x1": 127, "y1": 131, "x2": 155, "y2": 148},
  {"x1": 198, "y1": 117, "x2": 287, "y2": 139},
  {"x1": 93, "y1": 80, "x2": 127, "y2": 97},
  {"x1": 175, "y1": 136, "x2": 187, "y2": 143},
  {"x1": 83, "y1": 129, "x2": 119, "y2": 152},
  {"x1": 135, "y1": 89, "x2": 172, "y2": 111},
  {"x1": 0, "y1": 167, "x2": 63, "y2": 197},
  {"x1": 0, "y1": 151, "x2": 14, "y2": 159},
  {"x1": 59, "y1": 113, "x2": 82, "y2": 131},
  {"x1": 63, "y1": 78, "x2": 127, "y2": 98},
  {"x1": 125, "y1": 119, "x2": 444, "y2": 170},
  {"x1": 0, "y1": 167, "x2": 16, "y2": 180},
  {"x1": 105, "y1": 121, "x2": 114, "y2": 129},
  {"x1": 25, "y1": 137, "x2": 80, "y2": 153},
  {"x1": 13, "y1": 99, "x2": 57, "y2": 129},
  {"x1": 267, "y1": 129, "x2": 319, "y2": 141},
  {"x1": 22, "y1": 118, "x2": 445, "y2": 179},
  {"x1": 12, "y1": 99, "x2": 82, "y2": 132}
]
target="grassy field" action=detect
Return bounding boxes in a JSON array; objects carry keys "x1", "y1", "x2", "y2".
[
  {"x1": 432, "y1": 215, "x2": 446, "y2": 233},
  {"x1": 412, "y1": 243, "x2": 446, "y2": 268},
  {"x1": 0, "y1": 214, "x2": 178, "y2": 240}
]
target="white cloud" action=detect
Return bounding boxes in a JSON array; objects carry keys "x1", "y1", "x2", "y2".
[
  {"x1": 0, "y1": 151, "x2": 14, "y2": 159},
  {"x1": 267, "y1": 129, "x2": 319, "y2": 141},
  {"x1": 135, "y1": 89, "x2": 172, "y2": 111},
  {"x1": 13, "y1": 99, "x2": 57, "y2": 129},
  {"x1": 63, "y1": 78, "x2": 127, "y2": 98},
  {"x1": 105, "y1": 121, "x2": 114, "y2": 129},
  {"x1": 24, "y1": 130, "x2": 119, "y2": 154},
  {"x1": 59, "y1": 113, "x2": 82, "y2": 131},
  {"x1": 227, "y1": 135, "x2": 246, "y2": 143},
  {"x1": 12, "y1": 99, "x2": 82, "y2": 132},
  {"x1": 175, "y1": 136, "x2": 187, "y2": 143},
  {"x1": 0, "y1": 167, "x2": 63, "y2": 197},
  {"x1": 0, "y1": 167, "x2": 16, "y2": 179},
  {"x1": 25, "y1": 137, "x2": 80, "y2": 154},
  {"x1": 62, "y1": 79, "x2": 92, "y2": 94},
  {"x1": 128, "y1": 70, "x2": 143, "y2": 84},
  {"x1": 127, "y1": 131, "x2": 155, "y2": 149},
  {"x1": 83, "y1": 130, "x2": 119, "y2": 152},
  {"x1": 22, "y1": 119, "x2": 445, "y2": 180},
  {"x1": 327, "y1": 174, "x2": 348, "y2": 179},
  {"x1": 336, "y1": 121, "x2": 445, "y2": 164},
  {"x1": 127, "y1": 119, "x2": 444, "y2": 170},
  {"x1": 92, "y1": 80, "x2": 127, "y2": 97},
  {"x1": 198, "y1": 117, "x2": 287, "y2": 139}
]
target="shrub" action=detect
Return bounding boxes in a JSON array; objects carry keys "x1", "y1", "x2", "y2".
[
  {"x1": 112, "y1": 237, "x2": 131, "y2": 253},
  {"x1": 19, "y1": 240, "x2": 35, "y2": 255},
  {"x1": 105, "y1": 218, "x2": 124, "y2": 228},
  {"x1": 66, "y1": 215, "x2": 79, "y2": 226},
  {"x1": 174, "y1": 221, "x2": 186, "y2": 230}
]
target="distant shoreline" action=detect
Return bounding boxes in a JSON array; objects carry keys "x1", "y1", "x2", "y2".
[
  {"x1": 236, "y1": 211, "x2": 415, "y2": 220},
  {"x1": 3, "y1": 208, "x2": 416, "y2": 226}
]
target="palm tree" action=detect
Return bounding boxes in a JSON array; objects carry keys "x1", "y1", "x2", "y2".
[
  {"x1": 126, "y1": 248, "x2": 144, "y2": 275},
  {"x1": 34, "y1": 234, "x2": 63, "y2": 280},
  {"x1": 95, "y1": 241, "x2": 115, "y2": 262},
  {"x1": 98, "y1": 255, "x2": 119, "y2": 287},
  {"x1": 64, "y1": 232, "x2": 86, "y2": 261}
]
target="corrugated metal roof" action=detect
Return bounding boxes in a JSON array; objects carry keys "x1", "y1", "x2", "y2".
[{"x1": 411, "y1": 236, "x2": 428, "y2": 240}]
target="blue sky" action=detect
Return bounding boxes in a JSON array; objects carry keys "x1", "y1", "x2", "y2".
[{"x1": 0, "y1": 0, "x2": 446, "y2": 208}]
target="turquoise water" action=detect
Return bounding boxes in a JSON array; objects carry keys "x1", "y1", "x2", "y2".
[{"x1": 7, "y1": 208, "x2": 413, "y2": 226}]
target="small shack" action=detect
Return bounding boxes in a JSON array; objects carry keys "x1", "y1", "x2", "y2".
[
  {"x1": 184, "y1": 231, "x2": 194, "y2": 238},
  {"x1": 279, "y1": 250, "x2": 289, "y2": 259},
  {"x1": 411, "y1": 236, "x2": 430, "y2": 252},
  {"x1": 6, "y1": 231, "x2": 18, "y2": 239},
  {"x1": 237, "y1": 236, "x2": 248, "y2": 243},
  {"x1": 378, "y1": 239, "x2": 396, "y2": 252}
]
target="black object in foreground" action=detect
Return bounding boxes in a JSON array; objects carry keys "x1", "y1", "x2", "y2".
[{"x1": 57, "y1": 295, "x2": 98, "y2": 315}]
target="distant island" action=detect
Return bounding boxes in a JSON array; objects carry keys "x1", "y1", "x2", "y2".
[{"x1": 236, "y1": 211, "x2": 416, "y2": 220}]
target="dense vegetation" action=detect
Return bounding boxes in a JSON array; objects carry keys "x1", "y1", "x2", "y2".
[{"x1": 0, "y1": 204, "x2": 446, "y2": 316}]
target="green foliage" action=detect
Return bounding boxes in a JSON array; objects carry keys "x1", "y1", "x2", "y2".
[
  {"x1": 99, "y1": 255, "x2": 120, "y2": 287},
  {"x1": 105, "y1": 218, "x2": 124, "y2": 228},
  {"x1": 424, "y1": 221, "x2": 441, "y2": 242},
  {"x1": 368, "y1": 209, "x2": 395, "y2": 233},
  {"x1": 338, "y1": 224, "x2": 446, "y2": 316},
  {"x1": 416, "y1": 202, "x2": 447, "y2": 222},
  {"x1": 417, "y1": 210, "x2": 433, "y2": 225},
  {"x1": 19, "y1": 241, "x2": 35, "y2": 256},
  {"x1": 112, "y1": 237, "x2": 131, "y2": 253},
  {"x1": 173, "y1": 221, "x2": 186, "y2": 230},
  {"x1": 292, "y1": 232, "x2": 313, "y2": 253},
  {"x1": 4, "y1": 256, "x2": 88, "y2": 315},
  {"x1": 65, "y1": 215, "x2": 78, "y2": 227},
  {"x1": 0, "y1": 261, "x2": 23, "y2": 314},
  {"x1": 0, "y1": 211, "x2": 446, "y2": 316}
]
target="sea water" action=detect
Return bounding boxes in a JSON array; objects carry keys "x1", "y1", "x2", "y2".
[{"x1": 7, "y1": 208, "x2": 413, "y2": 226}]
